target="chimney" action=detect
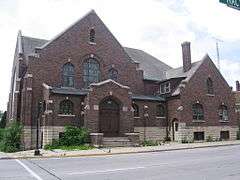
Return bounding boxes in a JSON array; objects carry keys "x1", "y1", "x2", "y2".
[
  {"x1": 181, "y1": 41, "x2": 191, "y2": 72},
  {"x1": 236, "y1": 81, "x2": 240, "y2": 91}
]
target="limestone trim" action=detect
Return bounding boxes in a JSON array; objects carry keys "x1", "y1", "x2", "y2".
[{"x1": 90, "y1": 79, "x2": 130, "y2": 89}]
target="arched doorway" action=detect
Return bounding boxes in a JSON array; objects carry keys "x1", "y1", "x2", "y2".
[{"x1": 99, "y1": 97, "x2": 120, "y2": 137}]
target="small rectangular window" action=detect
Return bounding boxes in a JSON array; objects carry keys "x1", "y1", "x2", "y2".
[
  {"x1": 194, "y1": 132, "x2": 204, "y2": 141},
  {"x1": 220, "y1": 131, "x2": 229, "y2": 140},
  {"x1": 160, "y1": 82, "x2": 171, "y2": 94}
]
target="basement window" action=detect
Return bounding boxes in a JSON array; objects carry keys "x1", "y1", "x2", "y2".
[
  {"x1": 220, "y1": 131, "x2": 229, "y2": 140},
  {"x1": 194, "y1": 132, "x2": 204, "y2": 141}
]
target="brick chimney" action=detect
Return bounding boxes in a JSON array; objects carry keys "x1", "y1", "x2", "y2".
[
  {"x1": 236, "y1": 81, "x2": 240, "y2": 91},
  {"x1": 181, "y1": 41, "x2": 191, "y2": 72}
]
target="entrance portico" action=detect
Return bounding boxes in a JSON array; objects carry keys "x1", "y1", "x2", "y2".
[{"x1": 84, "y1": 79, "x2": 134, "y2": 136}]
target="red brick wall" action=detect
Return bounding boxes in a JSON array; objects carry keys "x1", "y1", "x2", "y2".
[{"x1": 180, "y1": 57, "x2": 237, "y2": 127}]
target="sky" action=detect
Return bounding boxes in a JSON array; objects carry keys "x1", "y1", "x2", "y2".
[{"x1": 0, "y1": 0, "x2": 240, "y2": 111}]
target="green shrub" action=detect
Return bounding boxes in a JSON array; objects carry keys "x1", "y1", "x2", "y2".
[
  {"x1": 58, "y1": 126, "x2": 89, "y2": 146},
  {"x1": 44, "y1": 126, "x2": 90, "y2": 150},
  {"x1": 0, "y1": 122, "x2": 23, "y2": 153},
  {"x1": 142, "y1": 140, "x2": 158, "y2": 146},
  {"x1": 0, "y1": 129, "x2": 4, "y2": 141}
]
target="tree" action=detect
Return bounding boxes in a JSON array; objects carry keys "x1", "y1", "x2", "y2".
[{"x1": 0, "y1": 111, "x2": 7, "y2": 128}]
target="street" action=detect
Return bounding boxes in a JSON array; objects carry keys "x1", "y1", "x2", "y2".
[{"x1": 0, "y1": 145, "x2": 240, "y2": 180}]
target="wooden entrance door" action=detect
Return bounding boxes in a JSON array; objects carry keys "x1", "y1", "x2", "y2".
[{"x1": 99, "y1": 98, "x2": 120, "y2": 137}]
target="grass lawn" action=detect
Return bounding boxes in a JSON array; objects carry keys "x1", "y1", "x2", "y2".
[{"x1": 44, "y1": 144, "x2": 94, "y2": 151}]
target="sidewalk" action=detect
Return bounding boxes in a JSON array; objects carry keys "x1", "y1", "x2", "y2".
[{"x1": 1, "y1": 140, "x2": 240, "y2": 160}]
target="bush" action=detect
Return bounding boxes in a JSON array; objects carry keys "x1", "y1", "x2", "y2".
[
  {"x1": 44, "y1": 126, "x2": 90, "y2": 150},
  {"x1": 0, "y1": 129, "x2": 4, "y2": 141},
  {"x1": 142, "y1": 140, "x2": 159, "y2": 146},
  {"x1": 0, "y1": 122, "x2": 23, "y2": 153},
  {"x1": 58, "y1": 126, "x2": 89, "y2": 146}
]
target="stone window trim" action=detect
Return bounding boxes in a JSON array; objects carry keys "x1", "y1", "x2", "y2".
[
  {"x1": 192, "y1": 103, "x2": 204, "y2": 121},
  {"x1": 156, "y1": 116, "x2": 166, "y2": 119},
  {"x1": 89, "y1": 28, "x2": 95, "y2": 43},
  {"x1": 218, "y1": 104, "x2": 229, "y2": 122},
  {"x1": 62, "y1": 62, "x2": 75, "y2": 88},
  {"x1": 156, "y1": 104, "x2": 166, "y2": 118},
  {"x1": 206, "y1": 94, "x2": 215, "y2": 97},
  {"x1": 83, "y1": 57, "x2": 101, "y2": 88},
  {"x1": 206, "y1": 77, "x2": 214, "y2": 95},
  {"x1": 192, "y1": 120, "x2": 206, "y2": 123},
  {"x1": 57, "y1": 114, "x2": 76, "y2": 117}
]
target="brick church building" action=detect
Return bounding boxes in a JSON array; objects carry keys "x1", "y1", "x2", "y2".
[{"x1": 7, "y1": 10, "x2": 238, "y2": 149}]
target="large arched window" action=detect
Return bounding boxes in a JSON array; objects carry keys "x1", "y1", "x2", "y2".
[
  {"x1": 108, "y1": 68, "x2": 118, "y2": 81},
  {"x1": 156, "y1": 104, "x2": 165, "y2": 117},
  {"x1": 132, "y1": 103, "x2": 139, "y2": 117},
  {"x1": 219, "y1": 105, "x2": 228, "y2": 121},
  {"x1": 192, "y1": 103, "x2": 204, "y2": 120},
  {"x1": 62, "y1": 63, "x2": 74, "y2": 87},
  {"x1": 207, "y1": 78, "x2": 213, "y2": 94},
  {"x1": 83, "y1": 58, "x2": 100, "y2": 88},
  {"x1": 59, "y1": 100, "x2": 74, "y2": 115},
  {"x1": 89, "y1": 28, "x2": 95, "y2": 43}
]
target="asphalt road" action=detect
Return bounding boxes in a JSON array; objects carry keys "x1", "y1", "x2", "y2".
[{"x1": 1, "y1": 145, "x2": 240, "y2": 180}]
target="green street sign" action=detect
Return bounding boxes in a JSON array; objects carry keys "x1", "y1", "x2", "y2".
[{"x1": 220, "y1": 0, "x2": 240, "y2": 10}]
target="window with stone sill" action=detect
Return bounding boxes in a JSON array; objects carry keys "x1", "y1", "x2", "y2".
[
  {"x1": 192, "y1": 103, "x2": 204, "y2": 121},
  {"x1": 218, "y1": 105, "x2": 228, "y2": 121},
  {"x1": 62, "y1": 63, "x2": 75, "y2": 87},
  {"x1": 132, "y1": 103, "x2": 139, "y2": 117},
  {"x1": 89, "y1": 28, "x2": 95, "y2": 43},
  {"x1": 207, "y1": 78, "x2": 214, "y2": 95},
  {"x1": 160, "y1": 82, "x2": 171, "y2": 94},
  {"x1": 59, "y1": 100, "x2": 74, "y2": 115},
  {"x1": 83, "y1": 58, "x2": 100, "y2": 88},
  {"x1": 156, "y1": 104, "x2": 165, "y2": 117},
  {"x1": 108, "y1": 68, "x2": 118, "y2": 81}
]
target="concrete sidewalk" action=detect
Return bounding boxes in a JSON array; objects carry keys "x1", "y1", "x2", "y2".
[{"x1": 1, "y1": 140, "x2": 240, "y2": 159}]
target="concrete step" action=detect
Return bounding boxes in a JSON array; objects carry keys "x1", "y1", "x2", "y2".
[{"x1": 102, "y1": 137, "x2": 134, "y2": 147}]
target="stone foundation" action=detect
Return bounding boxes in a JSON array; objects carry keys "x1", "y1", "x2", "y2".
[
  {"x1": 174, "y1": 123, "x2": 238, "y2": 142},
  {"x1": 134, "y1": 127, "x2": 167, "y2": 142},
  {"x1": 22, "y1": 126, "x2": 32, "y2": 150},
  {"x1": 42, "y1": 126, "x2": 65, "y2": 147}
]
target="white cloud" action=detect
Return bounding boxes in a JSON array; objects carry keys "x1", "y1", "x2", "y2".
[{"x1": 0, "y1": 0, "x2": 240, "y2": 110}]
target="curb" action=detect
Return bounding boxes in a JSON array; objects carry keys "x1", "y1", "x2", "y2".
[{"x1": 1, "y1": 142, "x2": 240, "y2": 160}]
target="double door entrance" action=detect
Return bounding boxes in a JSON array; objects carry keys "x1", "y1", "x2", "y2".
[{"x1": 99, "y1": 98, "x2": 120, "y2": 137}]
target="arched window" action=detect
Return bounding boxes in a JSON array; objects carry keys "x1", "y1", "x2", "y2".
[
  {"x1": 132, "y1": 103, "x2": 139, "y2": 117},
  {"x1": 156, "y1": 104, "x2": 165, "y2": 117},
  {"x1": 89, "y1": 28, "x2": 95, "y2": 43},
  {"x1": 192, "y1": 103, "x2": 204, "y2": 120},
  {"x1": 108, "y1": 68, "x2": 118, "y2": 81},
  {"x1": 62, "y1": 63, "x2": 74, "y2": 87},
  {"x1": 219, "y1": 105, "x2": 228, "y2": 121},
  {"x1": 59, "y1": 100, "x2": 74, "y2": 115},
  {"x1": 83, "y1": 58, "x2": 100, "y2": 87},
  {"x1": 207, "y1": 78, "x2": 213, "y2": 94}
]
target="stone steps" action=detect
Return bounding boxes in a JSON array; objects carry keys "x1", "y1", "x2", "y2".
[{"x1": 102, "y1": 137, "x2": 134, "y2": 147}]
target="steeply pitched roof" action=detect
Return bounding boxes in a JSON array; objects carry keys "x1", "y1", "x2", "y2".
[
  {"x1": 21, "y1": 36, "x2": 48, "y2": 57},
  {"x1": 124, "y1": 47, "x2": 172, "y2": 81}
]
